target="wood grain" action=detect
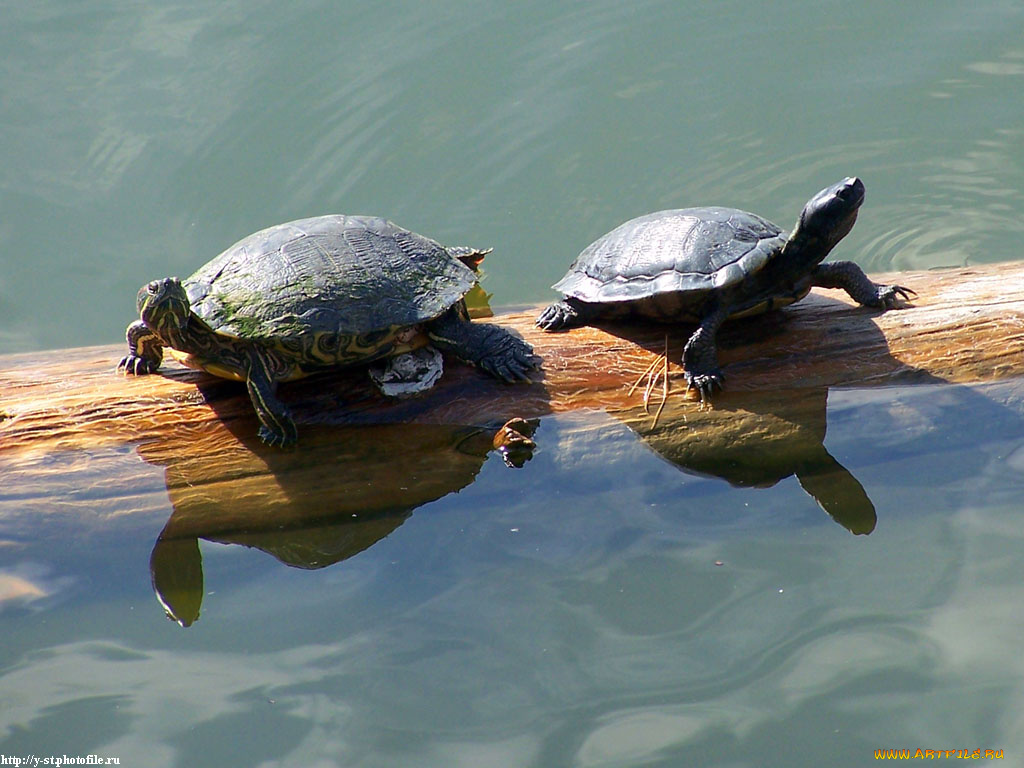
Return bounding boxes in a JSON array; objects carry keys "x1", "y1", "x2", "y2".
[
  {"x1": 6, "y1": 262, "x2": 1024, "y2": 622},
  {"x1": 2, "y1": 263, "x2": 1022, "y2": 459}
]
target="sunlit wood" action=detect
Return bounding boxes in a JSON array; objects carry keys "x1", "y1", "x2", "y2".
[{"x1": 2, "y1": 263, "x2": 1023, "y2": 458}]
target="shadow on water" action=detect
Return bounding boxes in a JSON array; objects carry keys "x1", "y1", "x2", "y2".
[
  {"x1": 140, "y1": 369, "x2": 538, "y2": 626},
  {"x1": 119, "y1": 286, "x2": 541, "y2": 626},
  {"x1": 131, "y1": 291, "x2": 1024, "y2": 627},
  {"x1": 617, "y1": 387, "x2": 879, "y2": 535},
  {"x1": 594, "y1": 293, "x2": 954, "y2": 537}
]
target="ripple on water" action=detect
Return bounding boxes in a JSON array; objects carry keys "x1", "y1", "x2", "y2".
[
  {"x1": 965, "y1": 47, "x2": 1024, "y2": 77},
  {"x1": 658, "y1": 134, "x2": 1024, "y2": 274},
  {"x1": 860, "y1": 137, "x2": 1024, "y2": 272}
]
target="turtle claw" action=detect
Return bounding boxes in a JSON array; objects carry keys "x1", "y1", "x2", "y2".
[
  {"x1": 515, "y1": 345, "x2": 542, "y2": 370},
  {"x1": 508, "y1": 351, "x2": 541, "y2": 381},
  {"x1": 876, "y1": 284, "x2": 916, "y2": 309},
  {"x1": 536, "y1": 301, "x2": 579, "y2": 331},
  {"x1": 494, "y1": 362, "x2": 518, "y2": 383},
  {"x1": 495, "y1": 360, "x2": 534, "y2": 384},
  {"x1": 258, "y1": 424, "x2": 297, "y2": 449},
  {"x1": 493, "y1": 417, "x2": 538, "y2": 468},
  {"x1": 505, "y1": 365, "x2": 530, "y2": 383},
  {"x1": 684, "y1": 370, "x2": 724, "y2": 403},
  {"x1": 118, "y1": 354, "x2": 157, "y2": 376},
  {"x1": 480, "y1": 335, "x2": 537, "y2": 383}
]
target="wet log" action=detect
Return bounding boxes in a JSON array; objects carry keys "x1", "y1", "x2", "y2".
[
  {"x1": 6, "y1": 262, "x2": 1024, "y2": 624},
  {"x1": 1, "y1": 262, "x2": 1023, "y2": 458}
]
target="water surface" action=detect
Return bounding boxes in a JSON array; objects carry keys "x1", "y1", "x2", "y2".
[{"x1": 2, "y1": 1, "x2": 1024, "y2": 765}]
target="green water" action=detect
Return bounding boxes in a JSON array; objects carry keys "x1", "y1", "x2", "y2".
[{"x1": 3, "y1": 0, "x2": 1024, "y2": 766}]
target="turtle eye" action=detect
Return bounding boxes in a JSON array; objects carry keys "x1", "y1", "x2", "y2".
[{"x1": 147, "y1": 281, "x2": 160, "y2": 294}]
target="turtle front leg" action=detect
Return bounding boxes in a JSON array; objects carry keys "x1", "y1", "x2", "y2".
[
  {"x1": 245, "y1": 353, "x2": 298, "y2": 447},
  {"x1": 118, "y1": 320, "x2": 164, "y2": 375},
  {"x1": 428, "y1": 303, "x2": 538, "y2": 382},
  {"x1": 811, "y1": 261, "x2": 916, "y2": 309},
  {"x1": 536, "y1": 297, "x2": 600, "y2": 331},
  {"x1": 682, "y1": 303, "x2": 730, "y2": 402}
]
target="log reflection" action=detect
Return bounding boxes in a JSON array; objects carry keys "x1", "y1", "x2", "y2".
[
  {"x1": 144, "y1": 421, "x2": 535, "y2": 626},
  {"x1": 617, "y1": 387, "x2": 876, "y2": 535}
]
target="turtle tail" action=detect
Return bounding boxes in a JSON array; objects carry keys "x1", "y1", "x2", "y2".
[{"x1": 447, "y1": 246, "x2": 493, "y2": 271}]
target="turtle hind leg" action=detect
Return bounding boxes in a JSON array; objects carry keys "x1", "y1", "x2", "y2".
[
  {"x1": 245, "y1": 353, "x2": 298, "y2": 447},
  {"x1": 118, "y1": 320, "x2": 164, "y2": 375},
  {"x1": 811, "y1": 262, "x2": 916, "y2": 309},
  {"x1": 535, "y1": 297, "x2": 599, "y2": 331},
  {"x1": 428, "y1": 303, "x2": 538, "y2": 383},
  {"x1": 682, "y1": 304, "x2": 729, "y2": 402}
]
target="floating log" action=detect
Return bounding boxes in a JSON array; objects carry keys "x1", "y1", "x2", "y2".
[
  {"x1": 5, "y1": 262, "x2": 1024, "y2": 624},
  {"x1": 2, "y1": 262, "x2": 1023, "y2": 459}
]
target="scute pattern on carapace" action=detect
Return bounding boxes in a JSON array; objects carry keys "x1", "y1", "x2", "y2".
[
  {"x1": 186, "y1": 215, "x2": 478, "y2": 341},
  {"x1": 553, "y1": 208, "x2": 785, "y2": 303}
]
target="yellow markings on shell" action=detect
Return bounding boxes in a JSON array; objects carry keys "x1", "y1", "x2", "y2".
[
  {"x1": 729, "y1": 286, "x2": 811, "y2": 320},
  {"x1": 315, "y1": 325, "x2": 430, "y2": 365},
  {"x1": 167, "y1": 349, "x2": 307, "y2": 382},
  {"x1": 167, "y1": 349, "x2": 245, "y2": 381},
  {"x1": 168, "y1": 324, "x2": 431, "y2": 382}
]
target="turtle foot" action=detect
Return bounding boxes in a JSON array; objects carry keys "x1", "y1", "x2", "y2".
[
  {"x1": 428, "y1": 307, "x2": 538, "y2": 383},
  {"x1": 369, "y1": 347, "x2": 444, "y2": 397},
  {"x1": 258, "y1": 423, "x2": 298, "y2": 449},
  {"x1": 684, "y1": 370, "x2": 724, "y2": 403},
  {"x1": 118, "y1": 354, "x2": 158, "y2": 376},
  {"x1": 478, "y1": 334, "x2": 539, "y2": 383},
  {"x1": 492, "y1": 417, "x2": 538, "y2": 468},
  {"x1": 875, "y1": 284, "x2": 916, "y2": 309},
  {"x1": 536, "y1": 301, "x2": 580, "y2": 331}
]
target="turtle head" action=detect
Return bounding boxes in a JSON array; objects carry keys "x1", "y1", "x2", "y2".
[
  {"x1": 790, "y1": 177, "x2": 865, "y2": 261},
  {"x1": 137, "y1": 277, "x2": 192, "y2": 343}
]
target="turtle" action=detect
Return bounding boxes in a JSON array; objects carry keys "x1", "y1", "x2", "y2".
[
  {"x1": 536, "y1": 177, "x2": 913, "y2": 399},
  {"x1": 118, "y1": 215, "x2": 536, "y2": 446}
]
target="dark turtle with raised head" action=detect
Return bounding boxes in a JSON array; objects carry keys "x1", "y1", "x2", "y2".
[
  {"x1": 119, "y1": 215, "x2": 536, "y2": 446},
  {"x1": 537, "y1": 178, "x2": 913, "y2": 399}
]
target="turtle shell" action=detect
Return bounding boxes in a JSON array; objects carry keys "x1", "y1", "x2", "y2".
[
  {"x1": 554, "y1": 207, "x2": 787, "y2": 303},
  {"x1": 185, "y1": 215, "x2": 478, "y2": 342}
]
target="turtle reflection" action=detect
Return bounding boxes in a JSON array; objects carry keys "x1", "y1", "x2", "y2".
[
  {"x1": 616, "y1": 386, "x2": 876, "y2": 535},
  {"x1": 144, "y1": 420, "x2": 536, "y2": 627}
]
